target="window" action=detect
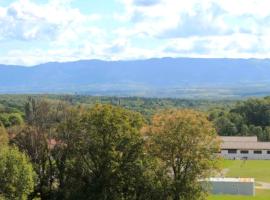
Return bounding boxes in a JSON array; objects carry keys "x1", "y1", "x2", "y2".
[
  {"x1": 240, "y1": 150, "x2": 248, "y2": 154},
  {"x1": 267, "y1": 150, "x2": 270, "y2": 154},
  {"x1": 228, "y1": 149, "x2": 237, "y2": 154},
  {"x1": 254, "y1": 150, "x2": 262, "y2": 154}
]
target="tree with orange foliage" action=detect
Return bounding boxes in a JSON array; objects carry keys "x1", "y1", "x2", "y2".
[{"x1": 144, "y1": 109, "x2": 220, "y2": 200}]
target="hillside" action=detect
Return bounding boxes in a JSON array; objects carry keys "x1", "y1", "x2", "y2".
[{"x1": 1, "y1": 58, "x2": 270, "y2": 98}]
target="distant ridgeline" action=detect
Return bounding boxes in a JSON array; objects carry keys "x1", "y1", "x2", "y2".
[{"x1": 1, "y1": 58, "x2": 270, "y2": 98}]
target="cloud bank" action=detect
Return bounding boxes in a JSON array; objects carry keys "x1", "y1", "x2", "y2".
[{"x1": 1, "y1": 0, "x2": 270, "y2": 65}]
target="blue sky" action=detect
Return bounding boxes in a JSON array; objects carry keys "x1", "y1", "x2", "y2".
[{"x1": 0, "y1": 0, "x2": 269, "y2": 65}]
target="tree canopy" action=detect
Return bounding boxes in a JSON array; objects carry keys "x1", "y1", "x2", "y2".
[
  {"x1": 144, "y1": 109, "x2": 220, "y2": 200},
  {"x1": 4, "y1": 95, "x2": 270, "y2": 199},
  {"x1": 0, "y1": 146, "x2": 35, "y2": 200}
]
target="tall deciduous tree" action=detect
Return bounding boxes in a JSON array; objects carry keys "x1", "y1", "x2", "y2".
[
  {"x1": 12, "y1": 98, "x2": 69, "y2": 199},
  {"x1": 144, "y1": 109, "x2": 220, "y2": 200},
  {"x1": 66, "y1": 104, "x2": 148, "y2": 200}
]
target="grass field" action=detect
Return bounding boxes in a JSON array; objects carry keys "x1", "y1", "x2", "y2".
[
  {"x1": 221, "y1": 160, "x2": 270, "y2": 182},
  {"x1": 209, "y1": 189, "x2": 270, "y2": 200},
  {"x1": 208, "y1": 160, "x2": 270, "y2": 200}
]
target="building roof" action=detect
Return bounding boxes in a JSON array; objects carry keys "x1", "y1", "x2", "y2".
[
  {"x1": 220, "y1": 136, "x2": 270, "y2": 150},
  {"x1": 205, "y1": 178, "x2": 254, "y2": 183},
  {"x1": 221, "y1": 141, "x2": 270, "y2": 150},
  {"x1": 220, "y1": 136, "x2": 257, "y2": 142}
]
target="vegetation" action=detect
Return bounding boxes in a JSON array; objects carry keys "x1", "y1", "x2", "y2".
[
  {"x1": 0, "y1": 123, "x2": 8, "y2": 146},
  {"x1": 1, "y1": 94, "x2": 270, "y2": 199},
  {"x1": 145, "y1": 110, "x2": 220, "y2": 200},
  {"x1": 0, "y1": 146, "x2": 35, "y2": 200},
  {"x1": 209, "y1": 189, "x2": 270, "y2": 200},
  {"x1": 0, "y1": 96, "x2": 220, "y2": 199},
  {"x1": 1, "y1": 94, "x2": 267, "y2": 141},
  {"x1": 0, "y1": 95, "x2": 235, "y2": 121},
  {"x1": 54, "y1": 104, "x2": 152, "y2": 200},
  {"x1": 209, "y1": 97, "x2": 270, "y2": 141}
]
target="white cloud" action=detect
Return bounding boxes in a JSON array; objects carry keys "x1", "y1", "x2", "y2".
[
  {"x1": 0, "y1": 0, "x2": 107, "y2": 65},
  {"x1": 2, "y1": 0, "x2": 270, "y2": 65},
  {"x1": 112, "y1": 0, "x2": 270, "y2": 59},
  {"x1": 118, "y1": 0, "x2": 270, "y2": 38},
  {"x1": 0, "y1": 0, "x2": 100, "y2": 41}
]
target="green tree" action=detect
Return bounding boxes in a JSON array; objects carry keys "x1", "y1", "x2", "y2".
[
  {"x1": 214, "y1": 116, "x2": 238, "y2": 136},
  {"x1": 12, "y1": 98, "x2": 67, "y2": 199},
  {"x1": 240, "y1": 124, "x2": 250, "y2": 136},
  {"x1": 232, "y1": 98, "x2": 270, "y2": 127},
  {"x1": 0, "y1": 146, "x2": 35, "y2": 200},
  {"x1": 63, "y1": 104, "x2": 150, "y2": 200},
  {"x1": 0, "y1": 123, "x2": 8, "y2": 146},
  {"x1": 51, "y1": 106, "x2": 83, "y2": 200},
  {"x1": 0, "y1": 113, "x2": 24, "y2": 128},
  {"x1": 0, "y1": 114, "x2": 10, "y2": 127},
  {"x1": 145, "y1": 109, "x2": 220, "y2": 200},
  {"x1": 8, "y1": 113, "x2": 24, "y2": 126}
]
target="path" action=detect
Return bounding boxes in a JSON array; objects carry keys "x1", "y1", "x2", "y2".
[{"x1": 256, "y1": 182, "x2": 270, "y2": 190}]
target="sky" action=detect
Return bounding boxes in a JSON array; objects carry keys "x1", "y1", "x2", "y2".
[{"x1": 0, "y1": 0, "x2": 270, "y2": 65}]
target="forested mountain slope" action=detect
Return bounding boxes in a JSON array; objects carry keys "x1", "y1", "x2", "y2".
[{"x1": 1, "y1": 58, "x2": 270, "y2": 97}]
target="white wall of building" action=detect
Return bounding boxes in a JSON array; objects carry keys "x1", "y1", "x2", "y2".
[
  {"x1": 202, "y1": 178, "x2": 255, "y2": 196},
  {"x1": 221, "y1": 149, "x2": 270, "y2": 160}
]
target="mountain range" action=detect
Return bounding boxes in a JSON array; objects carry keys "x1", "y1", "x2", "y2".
[{"x1": 1, "y1": 58, "x2": 270, "y2": 98}]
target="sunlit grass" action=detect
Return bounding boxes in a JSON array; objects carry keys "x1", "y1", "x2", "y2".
[{"x1": 208, "y1": 160, "x2": 270, "y2": 199}]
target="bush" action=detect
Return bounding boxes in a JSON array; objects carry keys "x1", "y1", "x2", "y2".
[{"x1": 0, "y1": 146, "x2": 35, "y2": 200}]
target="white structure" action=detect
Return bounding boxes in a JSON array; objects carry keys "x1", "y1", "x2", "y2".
[
  {"x1": 201, "y1": 178, "x2": 255, "y2": 196},
  {"x1": 220, "y1": 136, "x2": 270, "y2": 160}
]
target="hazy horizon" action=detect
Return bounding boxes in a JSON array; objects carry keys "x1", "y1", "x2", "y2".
[{"x1": 2, "y1": 56, "x2": 270, "y2": 67}]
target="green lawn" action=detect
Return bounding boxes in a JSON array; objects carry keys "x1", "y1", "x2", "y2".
[
  {"x1": 209, "y1": 189, "x2": 270, "y2": 200},
  {"x1": 221, "y1": 160, "x2": 270, "y2": 182},
  {"x1": 207, "y1": 160, "x2": 270, "y2": 199}
]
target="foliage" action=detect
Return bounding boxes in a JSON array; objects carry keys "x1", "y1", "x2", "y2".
[
  {"x1": 12, "y1": 97, "x2": 69, "y2": 199},
  {"x1": 209, "y1": 97, "x2": 270, "y2": 141},
  {"x1": 0, "y1": 113, "x2": 24, "y2": 127},
  {"x1": 144, "y1": 109, "x2": 220, "y2": 200},
  {"x1": 2, "y1": 95, "x2": 270, "y2": 199},
  {"x1": 0, "y1": 94, "x2": 235, "y2": 121},
  {"x1": 0, "y1": 146, "x2": 35, "y2": 200},
  {"x1": 0, "y1": 123, "x2": 8, "y2": 146},
  {"x1": 56, "y1": 104, "x2": 155, "y2": 200},
  {"x1": 11, "y1": 99, "x2": 171, "y2": 200}
]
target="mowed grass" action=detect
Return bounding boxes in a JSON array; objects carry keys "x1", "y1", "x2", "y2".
[
  {"x1": 221, "y1": 160, "x2": 270, "y2": 182},
  {"x1": 208, "y1": 160, "x2": 270, "y2": 199},
  {"x1": 208, "y1": 189, "x2": 270, "y2": 200}
]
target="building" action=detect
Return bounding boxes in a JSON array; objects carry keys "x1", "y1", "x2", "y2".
[
  {"x1": 220, "y1": 136, "x2": 270, "y2": 160},
  {"x1": 201, "y1": 178, "x2": 255, "y2": 196}
]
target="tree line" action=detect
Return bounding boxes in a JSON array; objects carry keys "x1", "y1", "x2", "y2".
[
  {"x1": 2, "y1": 95, "x2": 270, "y2": 141},
  {"x1": 0, "y1": 97, "x2": 219, "y2": 200},
  {"x1": 209, "y1": 97, "x2": 270, "y2": 141}
]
